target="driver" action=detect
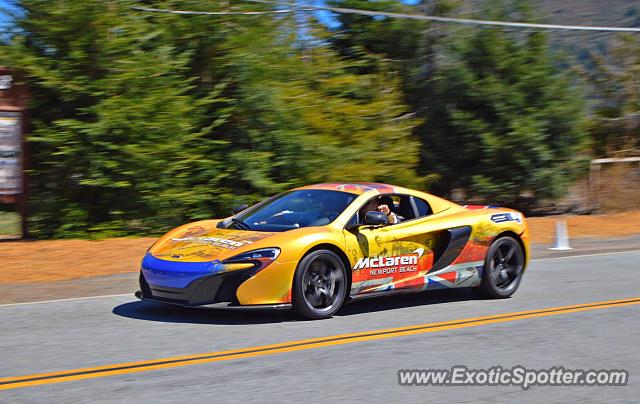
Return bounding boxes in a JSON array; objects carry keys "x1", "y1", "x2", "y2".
[{"x1": 359, "y1": 196, "x2": 398, "y2": 224}]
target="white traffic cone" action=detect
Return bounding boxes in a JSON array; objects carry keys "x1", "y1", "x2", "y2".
[{"x1": 549, "y1": 220, "x2": 572, "y2": 250}]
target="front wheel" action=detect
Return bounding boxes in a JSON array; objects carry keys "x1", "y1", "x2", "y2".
[
  {"x1": 292, "y1": 250, "x2": 348, "y2": 320},
  {"x1": 476, "y1": 236, "x2": 525, "y2": 298}
]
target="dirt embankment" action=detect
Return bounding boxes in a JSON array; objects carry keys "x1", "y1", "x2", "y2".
[
  {"x1": 1, "y1": 238, "x2": 155, "y2": 284},
  {"x1": 1, "y1": 211, "x2": 639, "y2": 285},
  {"x1": 526, "y1": 211, "x2": 640, "y2": 244}
]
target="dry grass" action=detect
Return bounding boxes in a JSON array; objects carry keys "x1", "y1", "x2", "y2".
[{"x1": 0, "y1": 237, "x2": 155, "y2": 284}]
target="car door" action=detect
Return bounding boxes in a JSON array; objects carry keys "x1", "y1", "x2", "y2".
[{"x1": 343, "y1": 194, "x2": 445, "y2": 296}]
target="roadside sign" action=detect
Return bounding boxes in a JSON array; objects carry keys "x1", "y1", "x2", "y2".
[
  {"x1": 0, "y1": 75, "x2": 12, "y2": 90},
  {"x1": 0, "y1": 111, "x2": 22, "y2": 195},
  {"x1": 0, "y1": 67, "x2": 28, "y2": 238}
]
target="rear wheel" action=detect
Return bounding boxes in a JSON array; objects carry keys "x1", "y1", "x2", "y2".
[
  {"x1": 477, "y1": 236, "x2": 525, "y2": 298},
  {"x1": 292, "y1": 250, "x2": 348, "y2": 320}
]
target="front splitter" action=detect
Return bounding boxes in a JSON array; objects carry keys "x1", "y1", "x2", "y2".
[{"x1": 135, "y1": 291, "x2": 291, "y2": 310}]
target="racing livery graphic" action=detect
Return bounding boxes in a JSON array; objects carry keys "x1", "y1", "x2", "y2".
[{"x1": 137, "y1": 182, "x2": 530, "y2": 319}]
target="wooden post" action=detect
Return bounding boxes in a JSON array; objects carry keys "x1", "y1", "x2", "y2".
[
  {"x1": 19, "y1": 108, "x2": 29, "y2": 238},
  {"x1": 634, "y1": 160, "x2": 640, "y2": 204},
  {"x1": 589, "y1": 162, "x2": 601, "y2": 212}
]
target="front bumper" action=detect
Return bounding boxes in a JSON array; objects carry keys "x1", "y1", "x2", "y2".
[
  {"x1": 139, "y1": 253, "x2": 296, "y2": 306},
  {"x1": 138, "y1": 267, "x2": 258, "y2": 306}
]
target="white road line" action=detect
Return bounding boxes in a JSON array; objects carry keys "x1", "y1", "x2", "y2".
[
  {"x1": 0, "y1": 293, "x2": 132, "y2": 308},
  {"x1": 1, "y1": 249, "x2": 639, "y2": 307},
  {"x1": 531, "y1": 249, "x2": 640, "y2": 262}
]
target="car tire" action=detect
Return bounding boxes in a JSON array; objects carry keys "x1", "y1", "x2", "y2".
[
  {"x1": 292, "y1": 249, "x2": 348, "y2": 320},
  {"x1": 476, "y1": 236, "x2": 525, "y2": 298}
]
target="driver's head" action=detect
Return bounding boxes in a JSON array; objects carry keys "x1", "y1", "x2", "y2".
[
  {"x1": 359, "y1": 198, "x2": 380, "y2": 220},
  {"x1": 378, "y1": 196, "x2": 394, "y2": 212}
]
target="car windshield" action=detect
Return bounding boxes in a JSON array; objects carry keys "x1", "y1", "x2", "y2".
[{"x1": 226, "y1": 190, "x2": 357, "y2": 232}]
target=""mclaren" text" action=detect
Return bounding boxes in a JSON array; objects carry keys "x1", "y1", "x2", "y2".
[{"x1": 353, "y1": 255, "x2": 418, "y2": 270}]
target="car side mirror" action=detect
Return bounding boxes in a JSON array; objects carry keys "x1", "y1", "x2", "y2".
[
  {"x1": 364, "y1": 210, "x2": 388, "y2": 226},
  {"x1": 232, "y1": 204, "x2": 249, "y2": 215}
]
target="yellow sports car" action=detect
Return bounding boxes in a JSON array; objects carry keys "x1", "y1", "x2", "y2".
[{"x1": 136, "y1": 183, "x2": 529, "y2": 319}]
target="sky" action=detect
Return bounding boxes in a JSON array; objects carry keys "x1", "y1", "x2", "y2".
[{"x1": 317, "y1": 0, "x2": 421, "y2": 28}]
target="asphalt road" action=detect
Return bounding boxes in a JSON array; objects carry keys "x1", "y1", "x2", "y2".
[{"x1": 1, "y1": 250, "x2": 639, "y2": 402}]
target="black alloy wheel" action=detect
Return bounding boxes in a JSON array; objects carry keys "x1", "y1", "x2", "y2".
[
  {"x1": 292, "y1": 250, "x2": 348, "y2": 319},
  {"x1": 477, "y1": 236, "x2": 525, "y2": 298}
]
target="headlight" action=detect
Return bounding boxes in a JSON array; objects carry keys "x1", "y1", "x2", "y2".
[{"x1": 222, "y1": 247, "x2": 280, "y2": 272}]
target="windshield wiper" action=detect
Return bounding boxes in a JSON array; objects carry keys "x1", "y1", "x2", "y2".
[{"x1": 229, "y1": 217, "x2": 251, "y2": 231}]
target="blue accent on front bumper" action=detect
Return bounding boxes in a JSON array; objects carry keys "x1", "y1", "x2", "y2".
[{"x1": 141, "y1": 253, "x2": 224, "y2": 288}]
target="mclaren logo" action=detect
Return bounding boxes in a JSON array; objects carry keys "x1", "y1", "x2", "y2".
[
  {"x1": 170, "y1": 236, "x2": 252, "y2": 249},
  {"x1": 353, "y1": 248, "x2": 424, "y2": 276}
]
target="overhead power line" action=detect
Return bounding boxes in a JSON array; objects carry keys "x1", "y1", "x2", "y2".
[
  {"x1": 245, "y1": 0, "x2": 640, "y2": 32},
  {"x1": 132, "y1": 5, "x2": 314, "y2": 16},
  {"x1": 134, "y1": 1, "x2": 640, "y2": 33}
]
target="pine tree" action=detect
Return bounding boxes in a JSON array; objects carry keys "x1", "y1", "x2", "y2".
[
  {"x1": 328, "y1": 0, "x2": 590, "y2": 209},
  {"x1": 420, "y1": 5, "x2": 590, "y2": 208}
]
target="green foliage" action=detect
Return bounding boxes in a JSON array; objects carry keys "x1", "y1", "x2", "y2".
[
  {"x1": 0, "y1": 210, "x2": 20, "y2": 236},
  {"x1": 3, "y1": 0, "x2": 419, "y2": 238},
  {"x1": 330, "y1": 0, "x2": 590, "y2": 209},
  {"x1": 423, "y1": 22, "x2": 590, "y2": 206},
  {"x1": 0, "y1": 0, "x2": 599, "y2": 236}
]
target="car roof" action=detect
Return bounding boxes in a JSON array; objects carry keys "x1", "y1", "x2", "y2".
[{"x1": 294, "y1": 182, "x2": 408, "y2": 195}]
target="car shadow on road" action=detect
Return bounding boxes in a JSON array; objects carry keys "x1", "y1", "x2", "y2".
[
  {"x1": 112, "y1": 301, "x2": 291, "y2": 325},
  {"x1": 113, "y1": 289, "x2": 481, "y2": 325},
  {"x1": 338, "y1": 288, "x2": 480, "y2": 316}
]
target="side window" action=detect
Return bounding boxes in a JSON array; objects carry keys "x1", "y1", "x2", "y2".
[
  {"x1": 389, "y1": 195, "x2": 401, "y2": 213},
  {"x1": 353, "y1": 195, "x2": 401, "y2": 225},
  {"x1": 349, "y1": 194, "x2": 432, "y2": 226},
  {"x1": 413, "y1": 196, "x2": 432, "y2": 218},
  {"x1": 396, "y1": 195, "x2": 415, "y2": 221}
]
